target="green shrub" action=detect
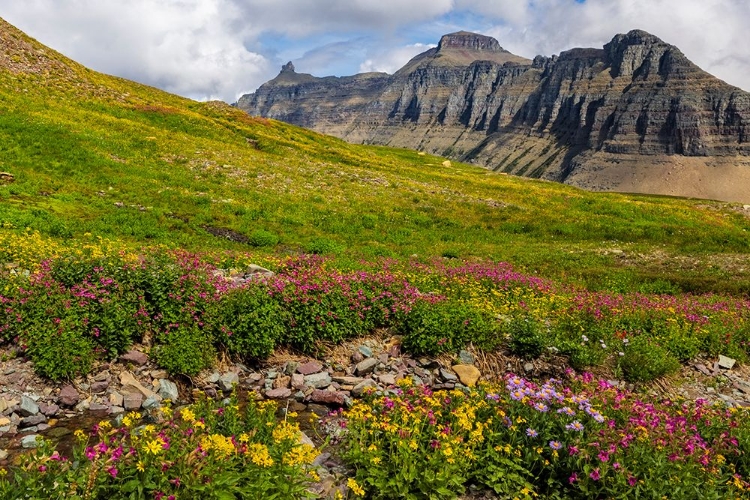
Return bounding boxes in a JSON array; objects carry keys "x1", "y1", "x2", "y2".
[
  {"x1": 206, "y1": 285, "x2": 286, "y2": 359},
  {"x1": 305, "y1": 237, "x2": 341, "y2": 255},
  {"x1": 248, "y1": 229, "x2": 279, "y2": 247},
  {"x1": 507, "y1": 316, "x2": 546, "y2": 359},
  {"x1": 151, "y1": 323, "x2": 215, "y2": 375},
  {"x1": 618, "y1": 336, "x2": 680, "y2": 382},
  {"x1": 23, "y1": 316, "x2": 94, "y2": 381},
  {"x1": 399, "y1": 299, "x2": 501, "y2": 355}
]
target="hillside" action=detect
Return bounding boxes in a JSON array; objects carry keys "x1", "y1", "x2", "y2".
[
  {"x1": 0, "y1": 17, "x2": 749, "y2": 293},
  {"x1": 238, "y1": 30, "x2": 750, "y2": 204}
]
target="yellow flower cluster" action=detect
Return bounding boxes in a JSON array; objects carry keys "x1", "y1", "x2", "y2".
[
  {"x1": 200, "y1": 434, "x2": 235, "y2": 459},
  {"x1": 246, "y1": 443, "x2": 274, "y2": 467}
]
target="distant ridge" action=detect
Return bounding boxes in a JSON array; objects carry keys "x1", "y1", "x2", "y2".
[{"x1": 238, "y1": 30, "x2": 750, "y2": 203}]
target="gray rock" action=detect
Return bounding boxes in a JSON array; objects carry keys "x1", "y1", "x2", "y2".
[
  {"x1": 158, "y1": 379, "x2": 179, "y2": 401},
  {"x1": 91, "y1": 381, "x2": 109, "y2": 393},
  {"x1": 355, "y1": 358, "x2": 378, "y2": 375},
  {"x1": 458, "y1": 350, "x2": 475, "y2": 365},
  {"x1": 378, "y1": 374, "x2": 396, "y2": 386},
  {"x1": 524, "y1": 362, "x2": 534, "y2": 372},
  {"x1": 283, "y1": 362, "x2": 299, "y2": 375},
  {"x1": 719, "y1": 355, "x2": 737, "y2": 370},
  {"x1": 19, "y1": 395, "x2": 39, "y2": 417},
  {"x1": 141, "y1": 396, "x2": 161, "y2": 410},
  {"x1": 304, "y1": 372, "x2": 332, "y2": 389},
  {"x1": 38, "y1": 403, "x2": 59, "y2": 416},
  {"x1": 0, "y1": 449, "x2": 7, "y2": 460},
  {"x1": 89, "y1": 403, "x2": 110, "y2": 411},
  {"x1": 206, "y1": 372, "x2": 221, "y2": 384},
  {"x1": 358, "y1": 345, "x2": 373, "y2": 358},
  {"x1": 351, "y1": 379, "x2": 378, "y2": 397},
  {"x1": 440, "y1": 368, "x2": 458, "y2": 382},
  {"x1": 332, "y1": 376, "x2": 365, "y2": 385},
  {"x1": 21, "y1": 414, "x2": 46, "y2": 427},
  {"x1": 21, "y1": 434, "x2": 40, "y2": 449},
  {"x1": 218, "y1": 372, "x2": 239, "y2": 391}
]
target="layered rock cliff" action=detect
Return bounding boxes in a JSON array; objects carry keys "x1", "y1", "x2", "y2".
[{"x1": 237, "y1": 31, "x2": 750, "y2": 203}]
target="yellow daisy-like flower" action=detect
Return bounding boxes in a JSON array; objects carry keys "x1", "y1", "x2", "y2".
[
  {"x1": 144, "y1": 439, "x2": 163, "y2": 455},
  {"x1": 74, "y1": 429, "x2": 87, "y2": 441},
  {"x1": 347, "y1": 478, "x2": 365, "y2": 497},
  {"x1": 180, "y1": 408, "x2": 196, "y2": 423},
  {"x1": 136, "y1": 461, "x2": 145, "y2": 472},
  {"x1": 98, "y1": 420, "x2": 111, "y2": 431}
]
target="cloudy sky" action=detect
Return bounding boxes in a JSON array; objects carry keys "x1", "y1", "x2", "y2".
[{"x1": 2, "y1": 1, "x2": 749, "y2": 103}]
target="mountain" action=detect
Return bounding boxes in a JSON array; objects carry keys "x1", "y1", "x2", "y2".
[{"x1": 237, "y1": 30, "x2": 750, "y2": 203}]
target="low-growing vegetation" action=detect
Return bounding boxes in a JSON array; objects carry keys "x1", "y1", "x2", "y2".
[{"x1": 1, "y1": 231, "x2": 748, "y2": 382}]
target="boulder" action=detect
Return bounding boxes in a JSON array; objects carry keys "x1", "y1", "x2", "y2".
[
  {"x1": 265, "y1": 388, "x2": 292, "y2": 399},
  {"x1": 297, "y1": 361, "x2": 324, "y2": 375},
  {"x1": 304, "y1": 372, "x2": 332, "y2": 389},
  {"x1": 19, "y1": 395, "x2": 39, "y2": 417},
  {"x1": 452, "y1": 364, "x2": 481, "y2": 387},
  {"x1": 355, "y1": 358, "x2": 378, "y2": 375},
  {"x1": 158, "y1": 379, "x2": 179, "y2": 401},
  {"x1": 218, "y1": 372, "x2": 239, "y2": 391},
  {"x1": 120, "y1": 350, "x2": 149, "y2": 366}
]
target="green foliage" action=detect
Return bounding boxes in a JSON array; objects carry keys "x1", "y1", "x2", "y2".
[
  {"x1": 305, "y1": 237, "x2": 342, "y2": 255},
  {"x1": 248, "y1": 229, "x2": 279, "y2": 247},
  {"x1": 151, "y1": 323, "x2": 215, "y2": 376},
  {"x1": 618, "y1": 336, "x2": 681, "y2": 382},
  {"x1": 399, "y1": 299, "x2": 502, "y2": 355},
  {"x1": 507, "y1": 316, "x2": 547, "y2": 359},
  {"x1": 23, "y1": 315, "x2": 94, "y2": 381},
  {"x1": 206, "y1": 285, "x2": 287, "y2": 359}
]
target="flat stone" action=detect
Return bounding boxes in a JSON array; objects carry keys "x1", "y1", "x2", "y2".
[
  {"x1": 440, "y1": 368, "x2": 458, "y2": 382},
  {"x1": 304, "y1": 372, "x2": 332, "y2": 389},
  {"x1": 719, "y1": 355, "x2": 737, "y2": 370},
  {"x1": 458, "y1": 350, "x2": 475, "y2": 365},
  {"x1": 158, "y1": 379, "x2": 179, "y2": 401},
  {"x1": 297, "y1": 361, "x2": 324, "y2": 375},
  {"x1": 19, "y1": 395, "x2": 39, "y2": 417},
  {"x1": 93, "y1": 371, "x2": 110, "y2": 382},
  {"x1": 378, "y1": 374, "x2": 396, "y2": 386},
  {"x1": 120, "y1": 350, "x2": 149, "y2": 366},
  {"x1": 452, "y1": 365, "x2": 481, "y2": 387},
  {"x1": 21, "y1": 414, "x2": 47, "y2": 427},
  {"x1": 119, "y1": 371, "x2": 155, "y2": 398},
  {"x1": 89, "y1": 403, "x2": 110, "y2": 411},
  {"x1": 694, "y1": 363, "x2": 713, "y2": 377},
  {"x1": 0, "y1": 417, "x2": 10, "y2": 427},
  {"x1": 351, "y1": 379, "x2": 378, "y2": 397},
  {"x1": 91, "y1": 381, "x2": 109, "y2": 393},
  {"x1": 21, "y1": 434, "x2": 40, "y2": 449},
  {"x1": 332, "y1": 376, "x2": 365, "y2": 385},
  {"x1": 58, "y1": 385, "x2": 80, "y2": 407},
  {"x1": 265, "y1": 388, "x2": 292, "y2": 399},
  {"x1": 358, "y1": 345, "x2": 373, "y2": 358},
  {"x1": 308, "y1": 390, "x2": 346, "y2": 406},
  {"x1": 123, "y1": 392, "x2": 144, "y2": 410},
  {"x1": 38, "y1": 403, "x2": 59, "y2": 416},
  {"x1": 355, "y1": 358, "x2": 378, "y2": 376},
  {"x1": 378, "y1": 353, "x2": 389, "y2": 364},
  {"x1": 218, "y1": 372, "x2": 240, "y2": 391},
  {"x1": 109, "y1": 406, "x2": 125, "y2": 415}
]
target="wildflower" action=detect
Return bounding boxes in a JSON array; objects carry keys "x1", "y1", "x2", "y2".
[
  {"x1": 144, "y1": 439, "x2": 163, "y2": 455},
  {"x1": 549, "y1": 441, "x2": 562, "y2": 450},
  {"x1": 598, "y1": 451, "x2": 610, "y2": 462},
  {"x1": 589, "y1": 468, "x2": 601, "y2": 481},
  {"x1": 533, "y1": 402, "x2": 548, "y2": 412},
  {"x1": 74, "y1": 429, "x2": 87, "y2": 441},
  {"x1": 628, "y1": 476, "x2": 637, "y2": 487},
  {"x1": 526, "y1": 428, "x2": 538, "y2": 438},
  {"x1": 566, "y1": 421, "x2": 584, "y2": 432},
  {"x1": 107, "y1": 466, "x2": 118, "y2": 478},
  {"x1": 181, "y1": 408, "x2": 196, "y2": 423},
  {"x1": 569, "y1": 472, "x2": 578, "y2": 484},
  {"x1": 348, "y1": 478, "x2": 365, "y2": 497},
  {"x1": 136, "y1": 461, "x2": 145, "y2": 472}
]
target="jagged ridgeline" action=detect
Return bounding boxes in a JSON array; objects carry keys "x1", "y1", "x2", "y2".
[{"x1": 238, "y1": 30, "x2": 750, "y2": 203}]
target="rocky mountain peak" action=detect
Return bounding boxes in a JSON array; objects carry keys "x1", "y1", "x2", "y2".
[
  {"x1": 437, "y1": 31, "x2": 505, "y2": 53},
  {"x1": 604, "y1": 29, "x2": 690, "y2": 78},
  {"x1": 280, "y1": 61, "x2": 296, "y2": 74}
]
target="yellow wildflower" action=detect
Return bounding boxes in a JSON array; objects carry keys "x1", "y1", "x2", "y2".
[{"x1": 347, "y1": 478, "x2": 365, "y2": 497}]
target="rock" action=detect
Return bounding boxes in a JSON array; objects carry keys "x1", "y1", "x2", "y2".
[
  {"x1": 440, "y1": 368, "x2": 458, "y2": 382},
  {"x1": 719, "y1": 355, "x2": 737, "y2": 370},
  {"x1": 442, "y1": 160, "x2": 452, "y2": 168},
  {"x1": 109, "y1": 406, "x2": 125, "y2": 415},
  {"x1": 352, "y1": 379, "x2": 378, "y2": 397},
  {"x1": 308, "y1": 390, "x2": 346, "y2": 406},
  {"x1": 355, "y1": 358, "x2": 378, "y2": 375},
  {"x1": 694, "y1": 363, "x2": 713, "y2": 377},
  {"x1": 0, "y1": 449, "x2": 7, "y2": 460},
  {"x1": 332, "y1": 376, "x2": 365, "y2": 385},
  {"x1": 119, "y1": 371, "x2": 155, "y2": 398},
  {"x1": 38, "y1": 403, "x2": 59, "y2": 416},
  {"x1": 0, "y1": 417, "x2": 10, "y2": 427},
  {"x1": 291, "y1": 373, "x2": 305, "y2": 390},
  {"x1": 91, "y1": 381, "x2": 109, "y2": 393},
  {"x1": 378, "y1": 353, "x2": 389, "y2": 364},
  {"x1": 273, "y1": 375, "x2": 291, "y2": 389},
  {"x1": 206, "y1": 372, "x2": 221, "y2": 384},
  {"x1": 297, "y1": 361, "x2": 324, "y2": 375},
  {"x1": 218, "y1": 372, "x2": 239, "y2": 391},
  {"x1": 89, "y1": 403, "x2": 110, "y2": 411},
  {"x1": 0, "y1": 398, "x2": 7, "y2": 413},
  {"x1": 265, "y1": 388, "x2": 292, "y2": 399},
  {"x1": 150, "y1": 370, "x2": 169, "y2": 379},
  {"x1": 350, "y1": 351, "x2": 364, "y2": 364},
  {"x1": 524, "y1": 362, "x2": 534, "y2": 373},
  {"x1": 21, "y1": 415, "x2": 46, "y2": 427},
  {"x1": 452, "y1": 365, "x2": 481, "y2": 387},
  {"x1": 109, "y1": 392, "x2": 124, "y2": 407},
  {"x1": 19, "y1": 395, "x2": 39, "y2": 417},
  {"x1": 358, "y1": 345, "x2": 373, "y2": 358},
  {"x1": 141, "y1": 396, "x2": 161, "y2": 410},
  {"x1": 283, "y1": 362, "x2": 299, "y2": 375},
  {"x1": 304, "y1": 372, "x2": 332, "y2": 389},
  {"x1": 158, "y1": 379, "x2": 179, "y2": 401},
  {"x1": 21, "y1": 434, "x2": 39, "y2": 449},
  {"x1": 93, "y1": 371, "x2": 110, "y2": 382},
  {"x1": 123, "y1": 392, "x2": 144, "y2": 410},
  {"x1": 458, "y1": 350, "x2": 475, "y2": 365},
  {"x1": 378, "y1": 374, "x2": 396, "y2": 386},
  {"x1": 120, "y1": 350, "x2": 149, "y2": 366}
]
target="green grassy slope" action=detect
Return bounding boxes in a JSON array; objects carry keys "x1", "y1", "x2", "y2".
[{"x1": 1, "y1": 18, "x2": 749, "y2": 293}]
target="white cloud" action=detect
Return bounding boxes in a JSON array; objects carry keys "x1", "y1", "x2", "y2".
[{"x1": 359, "y1": 43, "x2": 436, "y2": 74}]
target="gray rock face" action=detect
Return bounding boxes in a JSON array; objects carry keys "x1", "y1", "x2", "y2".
[
  {"x1": 158, "y1": 379, "x2": 179, "y2": 401},
  {"x1": 304, "y1": 372, "x2": 332, "y2": 389},
  {"x1": 21, "y1": 434, "x2": 40, "y2": 449},
  {"x1": 218, "y1": 372, "x2": 239, "y2": 391},
  {"x1": 238, "y1": 30, "x2": 750, "y2": 203}
]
